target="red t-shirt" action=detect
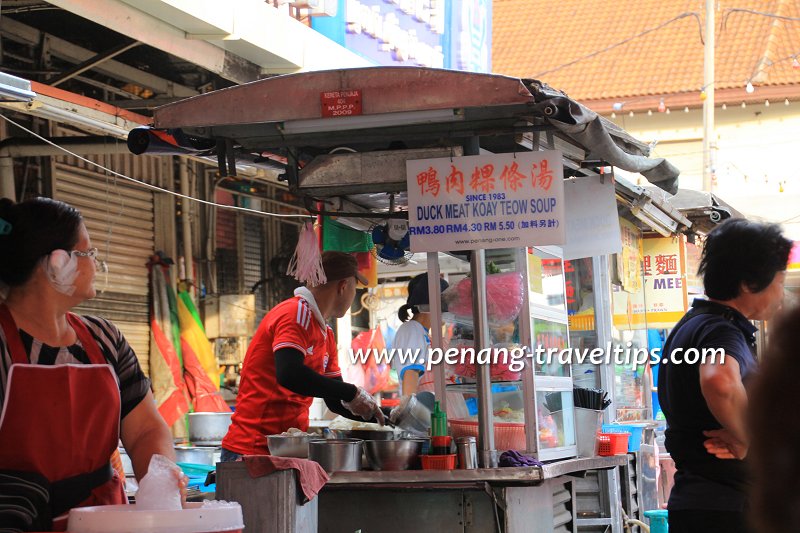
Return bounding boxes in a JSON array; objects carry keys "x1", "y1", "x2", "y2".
[{"x1": 222, "y1": 296, "x2": 340, "y2": 455}]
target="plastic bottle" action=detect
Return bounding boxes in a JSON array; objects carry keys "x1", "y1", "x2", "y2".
[{"x1": 431, "y1": 400, "x2": 447, "y2": 437}]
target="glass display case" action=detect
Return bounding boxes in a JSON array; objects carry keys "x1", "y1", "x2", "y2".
[{"x1": 436, "y1": 246, "x2": 576, "y2": 461}]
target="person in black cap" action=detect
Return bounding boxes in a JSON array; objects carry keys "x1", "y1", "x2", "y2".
[
  {"x1": 393, "y1": 273, "x2": 448, "y2": 395},
  {"x1": 222, "y1": 251, "x2": 385, "y2": 460}
]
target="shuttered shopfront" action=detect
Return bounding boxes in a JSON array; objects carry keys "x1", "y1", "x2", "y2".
[{"x1": 52, "y1": 150, "x2": 165, "y2": 375}]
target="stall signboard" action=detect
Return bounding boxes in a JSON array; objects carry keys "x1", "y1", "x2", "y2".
[
  {"x1": 642, "y1": 236, "x2": 688, "y2": 328},
  {"x1": 561, "y1": 175, "x2": 622, "y2": 260},
  {"x1": 617, "y1": 218, "x2": 643, "y2": 293},
  {"x1": 406, "y1": 151, "x2": 565, "y2": 252}
]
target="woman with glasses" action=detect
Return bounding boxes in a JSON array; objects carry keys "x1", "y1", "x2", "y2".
[{"x1": 0, "y1": 197, "x2": 177, "y2": 531}]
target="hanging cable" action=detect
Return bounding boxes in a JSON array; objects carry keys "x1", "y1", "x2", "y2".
[
  {"x1": 722, "y1": 8, "x2": 800, "y2": 30},
  {"x1": 0, "y1": 113, "x2": 311, "y2": 219},
  {"x1": 533, "y1": 12, "x2": 703, "y2": 78}
]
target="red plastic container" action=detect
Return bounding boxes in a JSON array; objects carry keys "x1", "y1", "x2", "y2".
[
  {"x1": 597, "y1": 432, "x2": 630, "y2": 456},
  {"x1": 420, "y1": 454, "x2": 457, "y2": 470},
  {"x1": 449, "y1": 419, "x2": 526, "y2": 451},
  {"x1": 431, "y1": 435, "x2": 452, "y2": 448}
]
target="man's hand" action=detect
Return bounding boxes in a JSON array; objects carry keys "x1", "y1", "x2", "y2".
[
  {"x1": 703, "y1": 428, "x2": 748, "y2": 460},
  {"x1": 342, "y1": 387, "x2": 385, "y2": 425}
]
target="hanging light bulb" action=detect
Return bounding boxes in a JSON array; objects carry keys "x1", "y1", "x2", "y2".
[
  {"x1": 629, "y1": 111, "x2": 634, "y2": 117},
  {"x1": 612, "y1": 102, "x2": 624, "y2": 111},
  {"x1": 611, "y1": 111, "x2": 616, "y2": 119},
  {"x1": 745, "y1": 81, "x2": 755, "y2": 94},
  {"x1": 648, "y1": 109, "x2": 653, "y2": 116},
  {"x1": 793, "y1": 57, "x2": 800, "y2": 69},
  {"x1": 786, "y1": 99, "x2": 791, "y2": 106},
  {"x1": 722, "y1": 103, "x2": 727, "y2": 110},
  {"x1": 658, "y1": 98, "x2": 666, "y2": 113},
  {"x1": 741, "y1": 101, "x2": 747, "y2": 108},
  {"x1": 684, "y1": 106, "x2": 690, "y2": 113},
  {"x1": 700, "y1": 90, "x2": 707, "y2": 101},
  {"x1": 665, "y1": 107, "x2": 671, "y2": 114},
  {"x1": 765, "y1": 99, "x2": 770, "y2": 107}
]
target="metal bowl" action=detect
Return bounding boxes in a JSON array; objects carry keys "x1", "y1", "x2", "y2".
[
  {"x1": 328, "y1": 428, "x2": 407, "y2": 441},
  {"x1": 174, "y1": 445, "x2": 217, "y2": 465},
  {"x1": 188, "y1": 412, "x2": 233, "y2": 446},
  {"x1": 363, "y1": 439, "x2": 426, "y2": 471},
  {"x1": 267, "y1": 434, "x2": 313, "y2": 458},
  {"x1": 308, "y1": 439, "x2": 363, "y2": 472}
]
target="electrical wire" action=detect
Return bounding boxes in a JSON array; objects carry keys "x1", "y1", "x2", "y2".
[
  {"x1": 722, "y1": 8, "x2": 800, "y2": 30},
  {"x1": 0, "y1": 113, "x2": 312, "y2": 219},
  {"x1": 534, "y1": 8, "x2": 799, "y2": 98},
  {"x1": 746, "y1": 52, "x2": 800, "y2": 84},
  {"x1": 533, "y1": 12, "x2": 703, "y2": 78}
]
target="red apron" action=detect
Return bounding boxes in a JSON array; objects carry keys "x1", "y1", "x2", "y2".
[{"x1": 0, "y1": 305, "x2": 126, "y2": 531}]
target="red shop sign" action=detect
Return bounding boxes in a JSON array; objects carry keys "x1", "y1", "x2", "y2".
[{"x1": 320, "y1": 89, "x2": 362, "y2": 118}]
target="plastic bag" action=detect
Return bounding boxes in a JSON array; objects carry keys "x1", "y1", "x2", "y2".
[
  {"x1": 447, "y1": 341, "x2": 525, "y2": 381},
  {"x1": 350, "y1": 328, "x2": 392, "y2": 394},
  {"x1": 135, "y1": 454, "x2": 182, "y2": 511},
  {"x1": 444, "y1": 272, "x2": 524, "y2": 324}
]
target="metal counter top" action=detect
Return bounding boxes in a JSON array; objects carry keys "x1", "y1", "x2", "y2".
[{"x1": 326, "y1": 455, "x2": 628, "y2": 488}]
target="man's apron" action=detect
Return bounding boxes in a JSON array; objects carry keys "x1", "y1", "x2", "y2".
[{"x1": 0, "y1": 304, "x2": 126, "y2": 531}]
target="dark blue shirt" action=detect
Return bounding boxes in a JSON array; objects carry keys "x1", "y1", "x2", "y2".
[{"x1": 657, "y1": 299, "x2": 758, "y2": 512}]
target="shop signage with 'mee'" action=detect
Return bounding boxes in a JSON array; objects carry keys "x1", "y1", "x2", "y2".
[
  {"x1": 321, "y1": 89, "x2": 362, "y2": 117},
  {"x1": 406, "y1": 151, "x2": 565, "y2": 252}
]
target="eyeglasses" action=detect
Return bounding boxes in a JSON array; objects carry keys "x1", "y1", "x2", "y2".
[
  {"x1": 71, "y1": 247, "x2": 98, "y2": 259},
  {"x1": 71, "y1": 247, "x2": 108, "y2": 273}
]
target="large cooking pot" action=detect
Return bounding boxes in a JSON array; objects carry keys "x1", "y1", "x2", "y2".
[{"x1": 188, "y1": 412, "x2": 233, "y2": 446}]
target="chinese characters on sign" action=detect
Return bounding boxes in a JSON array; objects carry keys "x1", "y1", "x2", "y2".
[
  {"x1": 320, "y1": 90, "x2": 363, "y2": 118},
  {"x1": 407, "y1": 151, "x2": 565, "y2": 252},
  {"x1": 618, "y1": 218, "x2": 643, "y2": 293},
  {"x1": 642, "y1": 237, "x2": 688, "y2": 327}
]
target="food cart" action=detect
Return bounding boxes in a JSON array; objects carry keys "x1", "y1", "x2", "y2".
[{"x1": 132, "y1": 67, "x2": 683, "y2": 532}]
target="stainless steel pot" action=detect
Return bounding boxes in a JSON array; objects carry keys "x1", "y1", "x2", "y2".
[
  {"x1": 308, "y1": 439, "x2": 363, "y2": 472},
  {"x1": 174, "y1": 445, "x2": 217, "y2": 465},
  {"x1": 188, "y1": 412, "x2": 233, "y2": 446}
]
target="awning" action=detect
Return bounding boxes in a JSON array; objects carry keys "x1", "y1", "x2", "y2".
[
  {"x1": 141, "y1": 67, "x2": 679, "y2": 193},
  {"x1": 0, "y1": 72, "x2": 36, "y2": 102},
  {"x1": 0, "y1": 80, "x2": 149, "y2": 138},
  {"x1": 641, "y1": 186, "x2": 742, "y2": 235},
  {"x1": 615, "y1": 175, "x2": 692, "y2": 237}
]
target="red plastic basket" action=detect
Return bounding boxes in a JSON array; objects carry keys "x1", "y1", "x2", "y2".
[
  {"x1": 420, "y1": 454, "x2": 457, "y2": 470},
  {"x1": 449, "y1": 419, "x2": 526, "y2": 451},
  {"x1": 597, "y1": 432, "x2": 630, "y2": 456}
]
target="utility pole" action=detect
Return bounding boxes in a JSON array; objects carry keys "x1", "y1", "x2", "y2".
[{"x1": 702, "y1": 0, "x2": 716, "y2": 192}]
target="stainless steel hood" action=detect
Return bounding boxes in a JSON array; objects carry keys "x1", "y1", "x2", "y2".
[{"x1": 133, "y1": 67, "x2": 681, "y2": 222}]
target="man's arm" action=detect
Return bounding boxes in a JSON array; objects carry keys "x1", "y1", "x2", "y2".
[
  {"x1": 275, "y1": 348, "x2": 357, "y2": 401},
  {"x1": 699, "y1": 355, "x2": 748, "y2": 458},
  {"x1": 275, "y1": 349, "x2": 385, "y2": 424}
]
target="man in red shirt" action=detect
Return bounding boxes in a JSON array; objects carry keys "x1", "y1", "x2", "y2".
[{"x1": 222, "y1": 251, "x2": 385, "y2": 459}]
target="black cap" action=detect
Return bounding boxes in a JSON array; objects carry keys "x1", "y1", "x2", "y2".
[{"x1": 407, "y1": 273, "x2": 449, "y2": 312}]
